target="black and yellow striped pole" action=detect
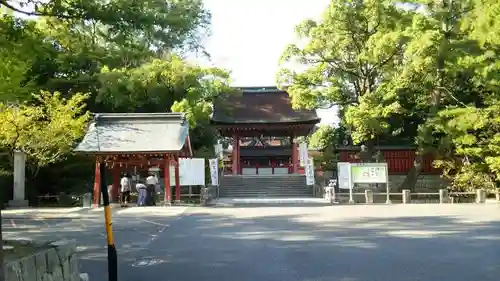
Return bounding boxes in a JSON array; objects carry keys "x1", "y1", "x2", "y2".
[{"x1": 100, "y1": 159, "x2": 118, "y2": 281}]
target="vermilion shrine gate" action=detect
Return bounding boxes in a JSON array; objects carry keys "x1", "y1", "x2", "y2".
[
  {"x1": 212, "y1": 87, "x2": 320, "y2": 175},
  {"x1": 75, "y1": 113, "x2": 193, "y2": 207}
]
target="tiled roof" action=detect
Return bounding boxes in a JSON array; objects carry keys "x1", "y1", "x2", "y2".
[
  {"x1": 212, "y1": 87, "x2": 320, "y2": 124},
  {"x1": 74, "y1": 113, "x2": 189, "y2": 153}
]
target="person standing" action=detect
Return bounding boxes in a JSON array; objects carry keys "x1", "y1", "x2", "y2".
[
  {"x1": 146, "y1": 173, "x2": 159, "y2": 206},
  {"x1": 120, "y1": 173, "x2": 131, "y2": 207}
]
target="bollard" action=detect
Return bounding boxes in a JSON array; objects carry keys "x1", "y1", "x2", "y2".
[
  {"x1": 402, "y1": 190, "x2": 411, "y2": 204},
  {"x1": 365, "y1": 189, "x2": 374, "y2": 204},
  {"x1": 439, "y1": 189, "x2": 449, "y2": 203},
  {"x1": 476, "y1": 189, "x2": 486, "y2": 203}
]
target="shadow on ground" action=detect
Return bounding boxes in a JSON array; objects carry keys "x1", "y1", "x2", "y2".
[
  {"x1": 2, "y1": 207, "x2": 187, "y2": 277},
  {"x1": 120, "y1": 206, "x2": 500, "y2": 281}
]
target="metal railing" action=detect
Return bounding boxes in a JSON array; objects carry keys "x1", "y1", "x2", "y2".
[{"x1": 326, "y1": 188, "x2": 498, "y2": 205}]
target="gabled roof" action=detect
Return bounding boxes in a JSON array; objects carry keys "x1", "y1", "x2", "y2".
[
  {"x1": 75, "y1": 113, "x2": 190, "y2": 154},
  {"x1": 211, "y1": 86, "x2": 320, "y2": 124}
]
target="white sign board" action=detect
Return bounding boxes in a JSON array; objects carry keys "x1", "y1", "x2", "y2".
[
  {"x1": 305, "y1": 158, "x2": 315, "y2": 185},
  {"x1": 299, "y1": 142, "x2": 308, "y2": 167},
  {"x1": 350, "y1": 163, "x2": 388, "y2": 184},
  {"x1": 209, "y1": 158, "x2": 219, "y2": 186},
  {"x1": 170, "y1": 158, "x2": 206, "y2": 186},
  {"x1": 337, "y1": 162, "x2": 351, "y2": 190}
]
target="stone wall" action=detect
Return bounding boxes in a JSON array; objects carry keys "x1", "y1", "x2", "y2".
[
  {"x1": 5, "y1": 241, "x2": 83, "y2": 281},
  {"x1": 389, "y1": 174, "x2": 448, "y2": 192}
]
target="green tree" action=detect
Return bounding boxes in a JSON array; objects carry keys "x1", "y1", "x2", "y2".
[
  {"x1": 96, "y1": 56, "x2": 235, "y2": 127},
  {"x1": 308, "y1": 125, "x2": 347, "y2": 170},
  {"x1": 0, "y1": 0, "x2": 210, "y2": 51},
  {"x1": 0, "y1": 91, "x2": 90, "y2": 177}
]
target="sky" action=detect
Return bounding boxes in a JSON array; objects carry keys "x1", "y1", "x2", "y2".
[{"x1": 190, "y1": 0, "x2": 338, "y2": 125}]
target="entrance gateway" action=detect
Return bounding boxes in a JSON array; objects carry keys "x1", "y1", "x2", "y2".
[{"x1": 211, "y1": 86, "x2": 321, "y2": 198}]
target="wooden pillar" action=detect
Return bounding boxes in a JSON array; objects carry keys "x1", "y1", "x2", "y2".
[
  {"x1": 174, "y1": 155, "x2": 181, "y2": 202},
  {"x1": 291, "y1": 137, "x2": 299, "y2": 173},
  {"x1": 236, "y1": 135, "x2": 241, "y2": 174},
  {"x1": 93, "y1": 159, "x2": 101, "y2": 207},
  {"x1": 112, "y1": 164, "x2": 120, "y2": 202},
  {"x1": 232, "y1": 134, "x2": 239, "y2": 175},
  {"x1": 163, "y1": 155, "x2": 171, "y2": 205}
]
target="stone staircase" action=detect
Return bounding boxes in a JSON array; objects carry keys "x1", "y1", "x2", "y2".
[{"x1": 219, "y1": 175, "x2": 313, "y2": 198}]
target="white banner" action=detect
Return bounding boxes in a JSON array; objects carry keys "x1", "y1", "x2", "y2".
[
  {"x1": 299, "y1": 142, "x2": 308, "y2": 167},
  {"x1": 214, "y1": 143, "x2": 223, "y2": 159},
  {"x1": 209, "y1": 158, "x2": 219, "y2": 186},
  {"x1": 305, "y1": 157, "x2": 315, "y2": 185}
]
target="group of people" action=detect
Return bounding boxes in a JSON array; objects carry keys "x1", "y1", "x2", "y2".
[{"x1": 119, "y1": 172, "x2": 161, "y2": 207}]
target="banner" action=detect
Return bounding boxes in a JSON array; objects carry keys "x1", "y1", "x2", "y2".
[
  {"x1": 299, "y1": 142, "x2": 308, "y2": 167},
  {"x1": 209, "y1": 158, "x2": 219, "y2": 186},
  {"x1": 305, "y1": 157, "x2": 315, "y2": 186},
  {"x1": 214, "y1": 143, "x2": 223, "y2": 159}
]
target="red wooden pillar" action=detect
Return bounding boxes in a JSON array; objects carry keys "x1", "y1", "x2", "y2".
[
  {"x1": 237, "y1": 135, "x2": 241, "y2": 174},
  {"x1": 174, "y1": 155, "x2": 181, "y2": 202},
  {"x1": 112, "y1": 164, "x2": 120, "y2": 202},
  {"x1": 291, "y1": 138, "x2": 299, "y2": 173},
  {"x1": 163, "y1": 155, "x2": 171, "y2": 205},
  {"x1": 93, "y1": 159, "x2": 101, "y2": 208},
  {"x1": 232, "y1": 134, "x2": 240, "y2": 175}
]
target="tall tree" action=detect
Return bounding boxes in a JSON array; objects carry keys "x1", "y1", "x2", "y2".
[{"x1": 277, "y1": 0, "x2": 408, "y2": 148}]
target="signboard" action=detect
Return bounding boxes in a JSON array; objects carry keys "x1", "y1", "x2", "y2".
[
  {"x1": 305, "y1": 157, "x2": 315, "y2": 186},
  {"x1": 170, "y1": 158, "x2": 206, "y2": 186},
  {"x1": 337, "y1": 162, "x2": 351, "y2": 190},
  {"x1": 209, "y1": 158, "x2": 219, "y2": 186},
  {"x1": 350, "y1": 163, "x2": 388, "y2": 184},
  {"x1": 299, "y1": 142, "x2": 308, "y2": 167}
]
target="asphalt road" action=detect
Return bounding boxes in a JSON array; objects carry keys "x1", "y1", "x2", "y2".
[{"x1": 4, "y1": 204, "x2": 500, "y2": 281}]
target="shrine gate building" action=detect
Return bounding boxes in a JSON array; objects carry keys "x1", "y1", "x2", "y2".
[
  {"x1": 212, "y1": 86, "x2": 320, "y2": 175},
  {"x1": 211, "y1": 86, "x2": 320, "y2": 197}
]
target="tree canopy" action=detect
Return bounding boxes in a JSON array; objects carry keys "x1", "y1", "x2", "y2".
[
  {"x1": 0, "y1": 0, "x2": 233, "y2": 196},
  {"x1": 279, "y1": 0, "x2": 500, "y2": 191}
]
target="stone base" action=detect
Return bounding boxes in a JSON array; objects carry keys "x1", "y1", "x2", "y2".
[{"x1": 8, "y1": 199, "x2": 29, "y2": 207}]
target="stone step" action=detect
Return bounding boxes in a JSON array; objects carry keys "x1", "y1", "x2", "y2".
[
  {"x1": 212, "y1": 197, "x2": 329, "y2": 207},
  {"x1": 220, "y1": 190, "x2": 312, "y2": 195},
  {"x1": 220, "y1": 190, "x2": 313, "y2": 198},
  {"x1": 219, "y1": 175, "x2": 309, "y2": 198}
]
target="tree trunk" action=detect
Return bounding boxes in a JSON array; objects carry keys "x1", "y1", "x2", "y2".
[{"x1": 399, "y1": 154, "x2": 423, "y2": 192}]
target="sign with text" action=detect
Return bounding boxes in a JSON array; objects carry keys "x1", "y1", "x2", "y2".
[
  {"x1": 209, "y1": 158, "x2": 219, "y2": 186},
  {"x1": 350, "y1": 163, "x2": 388, "y2": 184},
  {"x1": 305, "y1": 158, "x2": 315, "y2": 186},
  {"x1": 299, "y1": 142, "x2": 308, "y2": 167}
]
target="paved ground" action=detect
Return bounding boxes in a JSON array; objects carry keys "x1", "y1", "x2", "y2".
[{"x1": 3, "y1": 204, "x2": 500, "y2": 281}]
